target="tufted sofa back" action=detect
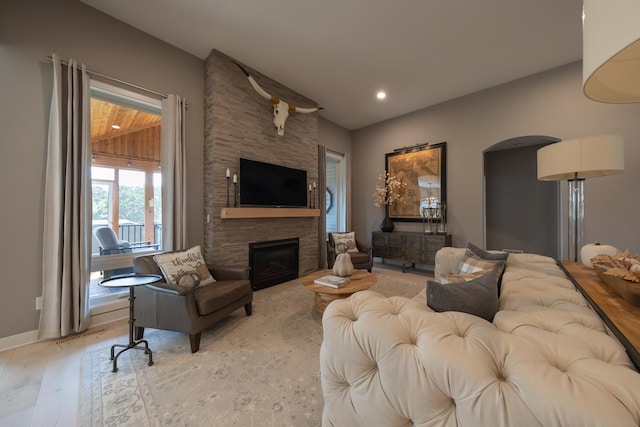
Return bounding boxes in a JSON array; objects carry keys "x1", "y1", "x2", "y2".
[{"x1": 320, "y1": 250, "x2": 640, "y2": 427}]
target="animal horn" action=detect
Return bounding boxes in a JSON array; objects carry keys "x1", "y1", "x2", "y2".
[
  {"x1": 234, "y1": 62, "x2": 278, "y2": 104},
  {"x1": 290, "y1": 105, "x2": 321, "y2": 114},
  {"x1": 234, "y1": 62, "x2": 323, "y2": 113}
]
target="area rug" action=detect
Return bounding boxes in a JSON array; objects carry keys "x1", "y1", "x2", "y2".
[{"x1": 79, "y1": 267, "x2": 429, "y2": 427}]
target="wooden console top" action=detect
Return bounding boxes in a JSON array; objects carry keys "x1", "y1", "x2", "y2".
[{"x1": 560, "y1": 261, "x2": 640, "y2": 369}]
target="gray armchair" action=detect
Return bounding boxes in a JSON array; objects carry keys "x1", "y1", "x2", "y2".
[
  {"x1": 94, "y1": 226, "x2": 134, "y2": 278},
  {"x1": 327, "y1": 233, "x2": 373, "y2": 272},
  {"x1": 132, "y1": 254, "x2": 253, "y2": 353}
]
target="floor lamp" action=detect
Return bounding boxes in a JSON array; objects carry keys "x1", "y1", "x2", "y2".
[{"x1": 537, "y1": 135, "x2": 624, "y2": 262}]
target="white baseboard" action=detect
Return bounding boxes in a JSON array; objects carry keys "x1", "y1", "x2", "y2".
[
  {"x1": 0, "y1": 303, "x2": 128, "y2": 352},
  {"x1": 0, "y1": 329, "x2": 40, "y2": 352}
]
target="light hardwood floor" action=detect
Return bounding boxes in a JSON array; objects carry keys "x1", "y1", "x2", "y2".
[
  {"x1": 0, "y1": 262, "x2": 431, "y2": 426},
  {"x1": 0, "y1": 319, "x2": 130, "y2": 427}
]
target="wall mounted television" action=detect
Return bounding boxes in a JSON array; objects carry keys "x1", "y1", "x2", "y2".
[{"x1": 239, "y1": 158, "x2": 308, "y2": 208}]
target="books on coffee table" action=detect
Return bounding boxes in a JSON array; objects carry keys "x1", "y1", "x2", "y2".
[{"x1": 314, "y1": 275, "x2": 352, "y2": 288}]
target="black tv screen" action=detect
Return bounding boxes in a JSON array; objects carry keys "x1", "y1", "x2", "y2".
[{"x1": 239, "y1": 158, "x2": 308, "y2": 207}]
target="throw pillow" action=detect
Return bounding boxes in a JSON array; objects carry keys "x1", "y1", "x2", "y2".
[
  {"x1": 176, "y1": 271, "x2": 202, "y2": 289},
  {"x1": 439, "y1": 270, "x2": 487, "y2": 284},
  {"x1": 456, "y1": 252, "x2": 500, "y2": 275},
  {"x1": 466, "y1": 242, "x2": 509, "y2": 263},
  {"x1": 427, "y1": 269, "x2": 499, "y2": 321},
  {"x1": 460, "y1": 242, "x2": 509, "y2": 293},
  {"x1": 331, "y1": 232, "x2": 359, "y2": 254},
  {"x1": 153, "y1": 246, "x2": 215, "y2": 286}
]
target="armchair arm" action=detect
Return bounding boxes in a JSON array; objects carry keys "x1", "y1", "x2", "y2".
[
  {"x1": 143, "y1": 281, "x2": 191, "y2": 296},
  {"x1": 326, "y1": 240, "x2": 337, "y2": 268},
  {"x1": 356, "y1": 240, "x2": 372, "y2": 256},
  {"x1": 209, "y1": 264, "x2": 250, "y2": 281}
]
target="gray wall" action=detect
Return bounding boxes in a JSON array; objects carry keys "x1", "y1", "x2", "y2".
[
  {"x1": 0, "y1": 0, "x2": 205, "y2": 339},
  {"x1": 319, "y1": 117, "x2": 352, "y2": 155},
  {"x1": 485, "y1": 144, "x2": 559, "y2": 257},
  {"x1": 352, "y1": 62, "x2": 640, "y2": 256}
]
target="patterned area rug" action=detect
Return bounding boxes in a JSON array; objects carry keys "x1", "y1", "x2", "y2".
[{"x1": 79, "y1": 267, "x2": 429, "y2": 427}]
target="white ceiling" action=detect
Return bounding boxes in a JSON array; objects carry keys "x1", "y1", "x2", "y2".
[{"x1": 79, "y1": 0, "x2": 584, "y2": 130}]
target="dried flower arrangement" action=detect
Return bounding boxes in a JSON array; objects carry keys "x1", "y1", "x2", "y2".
[{"x1": 372, "y1": 172, "x2": 406, "y2": 207}]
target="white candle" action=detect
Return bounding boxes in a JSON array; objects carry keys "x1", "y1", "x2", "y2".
[
  {"x1": 226, "y1": 168, "x2": 230, "y2": 178},
  {"x1": 308, "y1": 184, "x2": 312, "y2": 191},
  {"x1": 313, "y1": 182, "x2": 316, "y2": 188},
  {"x1": 233, "y1": 174, "x2": 237, "y2": 183}
]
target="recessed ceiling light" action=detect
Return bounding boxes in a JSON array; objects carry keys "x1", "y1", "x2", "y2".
[
  {"x1": 376, "y1": 91, "x2": 386, "y2": 100},
  {"x1": 111, "y1": 124, "x2": 121, "y2": 129}
]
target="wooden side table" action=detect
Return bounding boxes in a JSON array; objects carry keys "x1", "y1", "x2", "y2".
[
  {"x1": 99, "y1": 274, "x2": 162, "y2": 372},
  {"x1": 300, "y1": 270, "x2": 377, "y2": 315},
  {"x1": 560, "y1": 262, "x2": 640, "y2": 369}
]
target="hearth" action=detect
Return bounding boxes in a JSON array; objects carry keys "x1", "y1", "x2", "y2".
[{"x1": 249, "y1": 238, "x2": 299, "y2": 290}]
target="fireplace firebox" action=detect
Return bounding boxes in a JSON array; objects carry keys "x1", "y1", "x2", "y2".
[{"x1": 249, "y1": 238, "x2": 299, "y2": 290}]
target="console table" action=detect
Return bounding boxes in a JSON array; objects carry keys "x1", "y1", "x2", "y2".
[
  {"x1": 560, "y1": 261, "x2": 640, "y2": 369},
  {"x1": 372, "y1": 231, "x2": 451, "y2": 272}
]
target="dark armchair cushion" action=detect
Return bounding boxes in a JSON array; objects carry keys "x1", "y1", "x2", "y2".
[
  {"x1": 349, "y1": 251, "x2": 371, "y2": 265},
  {"x1": 194, "y1": 280, "x2": 253, "y2": 315}
]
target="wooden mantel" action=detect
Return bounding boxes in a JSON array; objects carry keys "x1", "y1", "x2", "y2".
[{"x1": 221, "y1": 207, "x2": 320, "y2": 219}]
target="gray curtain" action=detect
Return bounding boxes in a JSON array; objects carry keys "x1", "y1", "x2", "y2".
[
  {"x1": 318, "y1": 145, "x2": 327, "y2": 268},
  {"x1": 39, "y1": 54, "x2": 91, "y2": 339},
  {"x1": 161, "y1": 95, "x2": 188, "y2": 251}
]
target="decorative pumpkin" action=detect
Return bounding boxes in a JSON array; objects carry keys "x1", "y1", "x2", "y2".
[
  {"x1": 176, "y1": 271, "x2": 202, "y2": 289},
  {"x1": 581, "y1": 242, "x2": 619, "y2": 268},
  {"x1": 333, "y1": 253, "x2": 354, "y2": 277}
]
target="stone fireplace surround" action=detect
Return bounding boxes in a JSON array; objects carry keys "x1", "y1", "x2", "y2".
[{"x1": 203, "y1": 49, "x2": 320, "y2": 278}]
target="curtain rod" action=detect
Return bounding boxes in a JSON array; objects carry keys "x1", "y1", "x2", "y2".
[{"x1": 47, "y1": 55, "x2": 168, "y2": 100}]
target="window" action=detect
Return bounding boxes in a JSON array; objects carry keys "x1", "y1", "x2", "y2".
[
  {"x1": 326, "y1": 151, "x2": 347, "y2": 233},
  {"x1": 89, "y1": 81, "x2": 162, "y2": 307}
]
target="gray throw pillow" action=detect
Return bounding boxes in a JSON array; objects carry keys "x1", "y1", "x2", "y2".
[
  {"x1": 467, "y1": 242, "x2": 509, "y2": 262},
  {"x1": 427, "y1": 268, "x2": 499, "y2": 322},
  {"x1": 465, "y1": 242, "x2": 509, "y2": 294}
]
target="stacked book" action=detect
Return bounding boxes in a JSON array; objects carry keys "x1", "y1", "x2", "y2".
[{"x1": 313, "y1": 275, "x2": 352, "y2": 288}]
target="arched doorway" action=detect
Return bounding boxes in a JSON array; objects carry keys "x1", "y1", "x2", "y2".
[{"x1": 483, "y1": 135, "x2": 560, "y2": 258}]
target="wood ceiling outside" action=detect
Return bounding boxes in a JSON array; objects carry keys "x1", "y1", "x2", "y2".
[
  {"x1": 91, "y1": 99, "x2": 161, "y2": 140},
  {"x1": 91, "y1": 99, "x2": 161, "y2": 164}
]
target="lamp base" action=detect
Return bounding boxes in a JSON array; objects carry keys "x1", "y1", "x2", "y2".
[{"x1": 567, "y1": 178, "x2": 584, "y2": 262}]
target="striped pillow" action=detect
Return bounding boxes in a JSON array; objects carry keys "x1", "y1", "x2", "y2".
[{"x1": 439, "y1": 270, "x2": 488, "y2": 284}]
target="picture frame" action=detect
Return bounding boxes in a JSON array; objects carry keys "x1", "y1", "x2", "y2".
[{"x1": 385, "y1": 142, "x2": 447, "y2": 222}]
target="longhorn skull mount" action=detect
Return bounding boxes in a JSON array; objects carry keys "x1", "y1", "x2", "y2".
[{"x1": 234, "y1": 62, "x2": 322, "y2": 136}]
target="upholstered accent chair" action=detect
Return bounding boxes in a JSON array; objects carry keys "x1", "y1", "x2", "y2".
[
  {"x1": 327, "y1": 233, "x2": 373, "y2": 272},
  {"x1": 93, "y1": 226, "x2": 135, "y2": 278},
  {"x1": 132, "y1": 254, "x2": 253, "y2": 353}
]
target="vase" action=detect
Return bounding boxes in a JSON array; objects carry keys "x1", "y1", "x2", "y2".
[{"x1": 380, "y1": 214, "x2": 395, "y2": 232}]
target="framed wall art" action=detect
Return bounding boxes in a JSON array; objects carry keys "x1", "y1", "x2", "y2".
[{"x1": 385, "y1": 142, "x2": 447, "y2": 222}]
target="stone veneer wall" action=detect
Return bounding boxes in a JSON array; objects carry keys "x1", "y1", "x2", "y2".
[{"x1": 203, "y1": 49, "x2": 319, "y2": 276}]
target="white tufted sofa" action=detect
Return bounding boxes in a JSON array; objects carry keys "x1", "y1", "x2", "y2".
[{"x1": 320, "y1": 248, "x2": 640, "y2": 427}]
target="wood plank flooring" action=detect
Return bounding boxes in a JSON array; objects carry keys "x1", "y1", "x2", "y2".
[
  {"x1": 0, "y1": 262, "x2": 431, "y2": 426},
  {"x1": 0, "y1": 319, "x2": 129, "y2": 427}
]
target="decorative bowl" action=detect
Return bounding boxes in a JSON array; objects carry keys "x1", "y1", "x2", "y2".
[{"x1": 594, "y1": 266, "x2": 640, "y2": 307}]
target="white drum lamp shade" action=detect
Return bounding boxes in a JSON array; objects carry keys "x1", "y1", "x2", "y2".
[
  {"x1": 537, "y1": 135, "x2": 625, "y2": 181},
  {"x1": 537, "y1": 135, "x2": 624, "y2": 262},
  {"x1": 583, "y1": 0, "x2": 640, "y2": 102}
]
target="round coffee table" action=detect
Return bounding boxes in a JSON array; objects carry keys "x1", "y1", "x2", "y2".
[{"x1": 301, "y1": 270, "x2": 377, "y2": 315}]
